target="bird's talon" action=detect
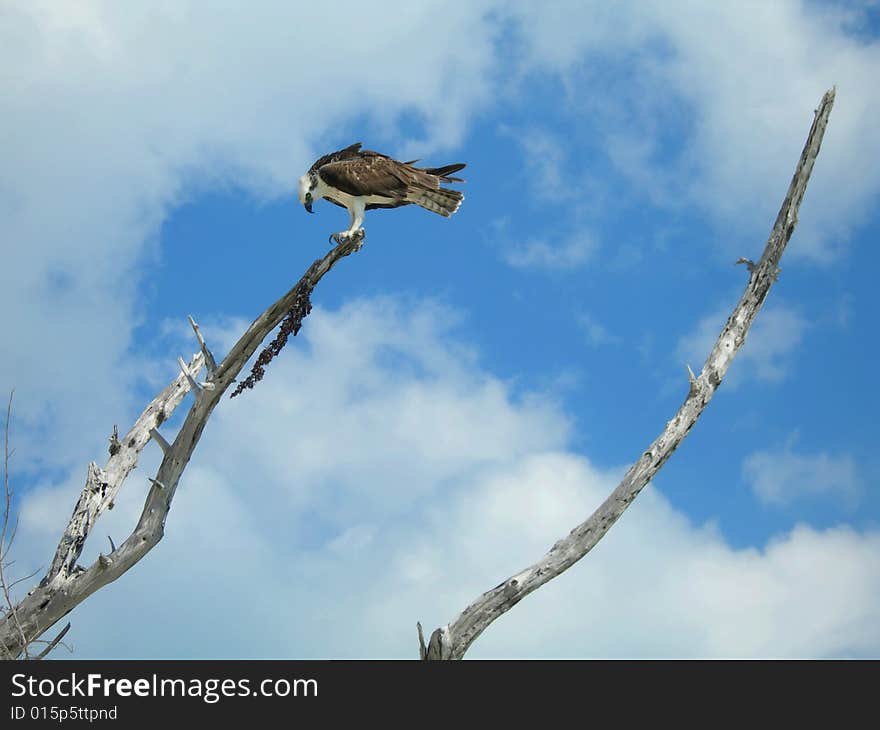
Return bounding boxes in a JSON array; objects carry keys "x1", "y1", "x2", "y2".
[{"x1": 329, "y1": 230, "x2": 366, "y2": 249}]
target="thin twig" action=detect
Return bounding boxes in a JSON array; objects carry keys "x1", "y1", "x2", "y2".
[
  {"x1": 8, "y1": 568, "x2": 41, "y2": 591},
  {"x1": 34, "y1": 622, "x2": 71, "y2": 660},
  {"x1": 1, "y1": 391, "x2": 29, "y2": 658}
]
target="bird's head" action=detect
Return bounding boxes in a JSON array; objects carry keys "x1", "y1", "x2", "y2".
[{"x1": 298, "y1": 172, "x2": 318, "y2": 214}]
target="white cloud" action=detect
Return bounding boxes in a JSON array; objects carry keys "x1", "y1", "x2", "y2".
[
  {"x1": 202, "y1": 299, "x2": 570, "y2": 524},
  {"x1": 503, "y1": 236, "x2": 596, "y2": 270},
  {"x1": 4, "y1": 0, "x2": 879, "y2": 660},
  {"x1": 505, "y1": 128, "x2": 576, "y2": 202},
  {"x1": 452, "y1": 460, "x2": 880, "y2": 658},
  {"x1": 578, "y1": 312, "x2": 623, "y2": 346},
  {"x1": 741, "y1": 306, "x2": 810, "y2": 382},
  {"x1": 504, "y1": 0, "x2": 880, "y2": 261},
  {"x1": 676, "y1": 301, "x2": 809, "y2": 386},
  {"x1": 4, "y1": 0, "x2": 876, "y2": 470},
  {"x1": 0, "y1": 0, "x2": 500, "y2": 470},
  {"x1": 12, "y1": 298, "x2": 880, "y2": 658},
  {"x1": 743, "y1": 436, "x2": 860, "y2": 507}
]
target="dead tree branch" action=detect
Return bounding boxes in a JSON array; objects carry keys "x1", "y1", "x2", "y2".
[
  {"x1": 1, "y1": 391, "x2": 28, "y2": 659},
  {"x1": 0, "y1": 237, "x2": 362, "y2": 658},
  {"x1": 422, "y1": 87, "x2": 836, "y2": 660},
  {"x1": 34, "y1": 622, "x2": 72, "y2": 660}
]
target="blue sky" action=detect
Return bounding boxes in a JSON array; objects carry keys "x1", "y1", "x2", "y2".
[{"x1": 2, "y1": 1, "x2": 879, "y2": 658}]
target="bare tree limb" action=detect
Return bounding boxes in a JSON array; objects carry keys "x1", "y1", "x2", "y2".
[
  {"x1": 0, "y1": 237, "x2": 363, "y2": 658},
  {"x1": 1, "y1": 391, "x2": 29, "y2": 659},
  {"x1": 34, "y1": 622, "x2": 71, "y2": 660},
  {"x1": 422, "y1": 87, "x2": 836, "y2": 660},
  {"x1": 42, "y1": 362, "x2": 204, "y2": 587},
  {"x1": 188, "y1": 315, "x2": 218, "y2": 376},
  {"x1": 417, "y1": 622, "x2": 428, "y2": 660}
]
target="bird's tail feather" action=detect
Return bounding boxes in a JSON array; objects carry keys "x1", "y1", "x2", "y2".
[
  {"x1": 422, "y1": 163, "x2": 466, "y2": 182},
  {"x1": 406, "y1": 186, "x2": 464, "y2": 217}
]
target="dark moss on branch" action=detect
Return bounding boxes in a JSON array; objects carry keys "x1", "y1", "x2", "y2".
[{"x1": 229, "y1": 286, "x2": 314, "y2": 398}]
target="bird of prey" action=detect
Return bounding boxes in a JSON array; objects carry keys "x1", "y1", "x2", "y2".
[{"x1": 298, "y1": 143, "x2": 466, "y2": 246}]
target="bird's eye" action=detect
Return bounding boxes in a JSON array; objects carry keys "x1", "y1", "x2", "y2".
[{"x1": 305, "y1": 192, "x2": 312, "y2": 203}]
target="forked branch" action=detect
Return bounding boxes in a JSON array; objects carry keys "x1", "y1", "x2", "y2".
[
  {"x1": 422, "y1": 88, "x2": 836, "y2": 660},
  {"x1": 0, "y1": 237, "x2": 363, "y2": 658}
]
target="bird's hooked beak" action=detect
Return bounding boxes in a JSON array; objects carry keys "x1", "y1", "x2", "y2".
[{"x1": 304, "y1": 192, "x2": 314, "y2": 214}]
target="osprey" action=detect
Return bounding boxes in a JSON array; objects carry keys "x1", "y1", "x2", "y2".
[{"x1": 298, "y1": 143, "x2": 466, "y2": 246}]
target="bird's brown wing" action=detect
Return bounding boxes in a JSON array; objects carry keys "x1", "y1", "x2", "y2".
[
  {"x1": 308, "y1": 143, "x2": 363, "y2": 173},
  {"x1": 318, "y1": 152, "x2": 426, "y2": 198}
]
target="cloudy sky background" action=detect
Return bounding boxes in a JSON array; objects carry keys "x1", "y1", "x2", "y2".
[{"x1": 2, "y1": 0, "x2": 879, "y2": 657}]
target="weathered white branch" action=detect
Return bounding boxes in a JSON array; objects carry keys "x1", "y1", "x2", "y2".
[
  {"x1": 417, "y1": 622, "x2": 428, "y2": 660},
  {"x1": 148, "y1": 428, "x2": 171, "y2": 455},
  {"x1": 423, "y1": 88, "x2": 836, "y2": 660},
  {"x1": 41, "y1": 358, "x2": 202, "y2": 588},
  {"x1": 0, "y1": 237, "x2": 363, "y2": 658},
  {"x1": 177, "y1": 356, "x2": 202, "y2": 394},
  {"x1": 188, "y1": 315, "x2": 218, "y2": 376}
]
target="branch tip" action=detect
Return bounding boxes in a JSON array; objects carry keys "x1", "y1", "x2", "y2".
[
  {"x1": 108, "y1": 425, "x2": 121, "y2": 457},
  {"x1": 188, "y1": 315, "x2": 218, "y2": 374},
  {"x1": 177, "y1": 356, "x2": 202, "y2": 393},
  {"x1": 417, "y1": 622, "x2": 427, "y2": 660}
]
